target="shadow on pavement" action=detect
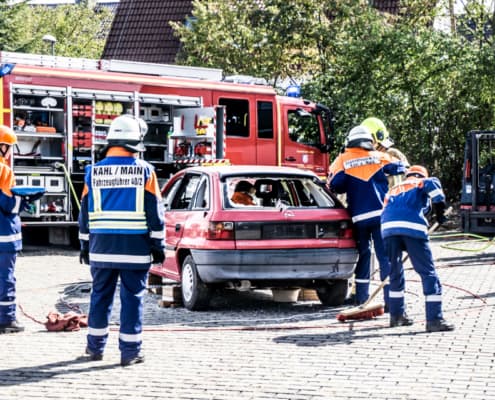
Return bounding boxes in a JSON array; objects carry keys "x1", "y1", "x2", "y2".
[
  {"x1": 273, "y1": 325, "x2": 423, "y2": 347},
  {"x1": 0, "y1": 358, "x2": 119, "y2": 387},
  {"x1": 55, "y1": 282, "x2": 344, "y2": 329}
]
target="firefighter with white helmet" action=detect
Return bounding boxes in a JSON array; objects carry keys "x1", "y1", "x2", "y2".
[
  {"x1": 78, "y1": 114, "x2": 165, "y2": 365},
  {"x1": 105, "y1": 114, "x2": 147, "y2": 153},
  {"x1": 328, "y1": 125, "x2": 406, "y2": 308},
  {"x1": 0, "y1": 126, "x2": 24, "y2": 333},
  {"x1": 381, "y1": 165, "x2": 454, "y2": 332}
]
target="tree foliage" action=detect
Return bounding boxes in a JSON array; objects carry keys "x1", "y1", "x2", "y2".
[
  {"x1": 0, "y1": 0, "x2": 28, "y2": 51},
  {"x1": 172, "y1": 0, "x2": 328, "y2": 86},
  {"x1": 173, "y1": 0, "x2": 495, "y2": 201},
  {"x1": 0, "y1": 1, "x2": 112, "y2": 58}
]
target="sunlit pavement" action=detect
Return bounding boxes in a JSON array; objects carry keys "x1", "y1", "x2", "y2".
[{"x1": 1, "y1": 233, "x2": 494, "y2": 400}]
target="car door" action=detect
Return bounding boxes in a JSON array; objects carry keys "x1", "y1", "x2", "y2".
[{"x1": 161, "y1": 172, "x2": 203, "y2": 280}]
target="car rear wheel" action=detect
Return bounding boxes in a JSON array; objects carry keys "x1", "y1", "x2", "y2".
[
  {"x1": 316, "y1": 279, "x2": 348, "y2": 306},
  {"x1": 181, "y1": 255, "x2": 211, "y2": 311}
]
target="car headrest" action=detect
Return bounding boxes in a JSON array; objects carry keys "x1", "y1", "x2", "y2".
[{"x1": 254, "y1": 179, "x2": 277, "y2": 198}]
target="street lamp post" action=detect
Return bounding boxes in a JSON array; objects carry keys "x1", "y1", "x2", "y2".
[{"x1": 42, "y1": 34, "x2": 57, "y2": 56}]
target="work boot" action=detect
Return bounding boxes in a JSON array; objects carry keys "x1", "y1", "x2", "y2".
[
  {"x1": 390, "y1": 313, "x2": 414, "y2": 328},
  {"x1": 426, "y1": 319, "x2": 455, "y2": 332},
  {"x1": 85, "y1": 347, "x2": 103, "y2": 361},
  {"x1": 0, "y1": 320, "x2": 25, "y2": 334},
  {"x1": 343, "y1": 294, "x2": 357, "y2": 306},
  {"x1": 121, "y1": 353, "x2": 145, "y2": 367}
]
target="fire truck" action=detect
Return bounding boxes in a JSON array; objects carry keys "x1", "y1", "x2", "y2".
[{"x1": 0, "y1": 51, "x2": 334, "y2": 245}]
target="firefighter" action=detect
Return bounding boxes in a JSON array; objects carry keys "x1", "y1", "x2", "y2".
[
  {"x1": 328, "y1": 125, "x2": 406, "y2": 307},
  {"x1": 231, "y1": 180, "x2": 257, "y2": 205},
  {"x1": 0, "y1": 126, "x2": 24, "y2": 334},
  {"x1": 78, "y1": 115, "x2": 165, "y2": 365},
  {"x1": 381, "y1": 165, "x2": 455, "y2": 332}
]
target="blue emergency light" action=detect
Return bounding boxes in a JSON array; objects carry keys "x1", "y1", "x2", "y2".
[
  {"x1": 286, "y1": 85, "x2": 301, "y2": 98},
  {"x1": 0, "y1": 63, "x2": 16, "y2": 78}
]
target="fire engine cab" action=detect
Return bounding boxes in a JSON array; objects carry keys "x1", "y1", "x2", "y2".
[{"x1": 0, "y1": 51, "x2": 334, "y2": 244}]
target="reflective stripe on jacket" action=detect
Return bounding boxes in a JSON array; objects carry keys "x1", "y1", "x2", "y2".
[
  {"x1": 78, "y1": 147, "x2": 165, "y2": 269},
  {"x1": 381, "y1": 176, "x2": 445, "y2": 240},
  {"x1": 328, "y1": 147, "x2": 405, "y2": 225},
  {"x1": 0, "y1": 158, "x2": 22, "y2": 252}
]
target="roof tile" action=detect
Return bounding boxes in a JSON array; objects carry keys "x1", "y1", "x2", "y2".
[{"x1": 103, "y1": 0, "x2": 402, "y2": 64}]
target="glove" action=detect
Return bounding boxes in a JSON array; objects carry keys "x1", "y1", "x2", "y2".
[
  {"x1": 79, "y1": 249, "x2": 89, "y2": 265},
  {"x1": 433, "y1": 201, "x2": 447, "y2": 225},
  {"x1": 79, "y1": 240, "x2": 89, "y2": 265},
  {"x1": 151, "y1": 248, "x2": 165, "y2": 264},
  {"x1": 436, "y1": 213, "x2": 447, "y2": 225}
]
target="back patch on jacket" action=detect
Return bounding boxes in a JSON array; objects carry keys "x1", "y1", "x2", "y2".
[{"x1": 92, "y1": 165, "x2": 144, "y2": 188}]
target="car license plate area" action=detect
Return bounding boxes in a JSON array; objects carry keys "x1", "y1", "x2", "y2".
[
  {"x1": 263, "y1": 223, "x2": 312, "y2": 239},
  {"x1": 235, "y1": 222, "x2": 341, "y2": 240}
]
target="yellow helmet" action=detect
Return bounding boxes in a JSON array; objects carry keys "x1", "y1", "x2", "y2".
[
  {"x1": 0, "y1": 125, "x2": 17, "y2": 145},
  {"x1": 361, "y1": 117, "x2": 393, "y2": 149}
]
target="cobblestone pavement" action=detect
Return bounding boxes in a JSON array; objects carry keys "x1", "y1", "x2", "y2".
[{"x1": 1, "y1": 233, "x2": 494, "y2": 400}]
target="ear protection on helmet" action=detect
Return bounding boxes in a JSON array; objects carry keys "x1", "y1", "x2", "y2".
[{"x1": 375, "y1": 129, "x2": 385, "y2": 142}]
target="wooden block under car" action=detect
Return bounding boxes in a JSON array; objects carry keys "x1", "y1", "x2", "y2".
[
  {"x1": 158, "y1": 285, "x2": 183, "y2": 308},
  {"x1": 147, "y1": 274, "x2": 163, "y2": 295},
  {"x1": 298, "y1": 289, "x2": 320, "y2": 302}
]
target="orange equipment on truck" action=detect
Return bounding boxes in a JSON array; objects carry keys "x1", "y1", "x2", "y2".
[{"x1": 0, "y1": 51, "x2": 335, "y2": 245}]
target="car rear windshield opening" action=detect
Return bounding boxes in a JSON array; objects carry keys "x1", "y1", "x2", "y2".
[{"x1": 224, "y1": 176, "x2": 337, "y2": 208}]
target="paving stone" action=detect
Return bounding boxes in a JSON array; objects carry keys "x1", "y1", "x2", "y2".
[{"x1": 0, "y1": 240, "x2": 494, "y2": 399}]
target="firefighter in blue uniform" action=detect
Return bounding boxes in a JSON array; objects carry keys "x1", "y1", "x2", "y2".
[
  {"x1": 381, "y1": 165, "x2": 455, "y2": 332},
  {"x1": 328, "y1": 125, "x2": 406, "y2": 307},
  {"x1": 0, "y1": 126, "x2": 24, "y2": 334},
  {"x1": 78, "y1": 115, "x2": 165, "y2": 365}
]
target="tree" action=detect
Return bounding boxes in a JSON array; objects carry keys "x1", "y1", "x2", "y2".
[
  {"x1": 0, "y1": 1, "x2": 112, "y2": 58},
  {"x1": 172, "y1": 0, "x2": 328, "y2": 86},
  {"x1": 0, "y1": 0, "x2": 28, "y2": 51},
  {"x1": 173, "y1": 0, "x2": 495, "y2": 201}
]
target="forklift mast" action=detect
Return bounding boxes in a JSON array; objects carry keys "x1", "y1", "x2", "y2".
[{"x1": 460, "y1": 130, "x2": 495, "y2": 234}]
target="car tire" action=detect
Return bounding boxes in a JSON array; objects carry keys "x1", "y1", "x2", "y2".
[
  {"x1": 181, "y1": 255, "x2": 211, "y2": 311},
  {"x1": 316, "y1": 279, "x2": 348, "y2": 306}
]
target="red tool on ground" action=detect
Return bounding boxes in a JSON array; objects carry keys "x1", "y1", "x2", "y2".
[{"x1": 336, "y1": 208, "x2": 451, "y2": 322}]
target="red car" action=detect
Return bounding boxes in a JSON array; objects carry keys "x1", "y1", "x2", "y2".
[{"x1": 150, "y1": 165, "x2": 358, "y2": 310}]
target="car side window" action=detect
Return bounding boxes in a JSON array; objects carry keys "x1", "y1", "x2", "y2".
[
  {"x1": 192, "y1": 176, "x2": 209, "y2": 210},
  {"x1": 169, "y1": 174, "x2": 201, "y2": 210},
  {"x1": 164, "y1": 178, "x2": 183, "y2": 210}
]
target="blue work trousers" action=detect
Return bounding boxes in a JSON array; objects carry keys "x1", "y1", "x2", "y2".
[
  {"x1": 384, "y1": 235, "x2": 443, "y2": 321},
  {"x1": 354, "y1": 223, "x2": 390, "y2": 305},
  {"x1": 87, "y1": 267, "x2": 149, "y2": 360},
  {"x1": 0, "y1": 252, "x2": 17, "y2": 324}
]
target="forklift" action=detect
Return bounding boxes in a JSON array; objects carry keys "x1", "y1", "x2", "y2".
[{"x1": 460, "y1": 130, "x2": 495, "y2": 235}]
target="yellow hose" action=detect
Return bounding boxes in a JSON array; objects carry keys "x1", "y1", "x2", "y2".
[
  {"x1": 430, "y1": 232, "x2": 495, "y2": 252},
  {"x1": 54, "y1": 162, "x2": 81, "y2": 211}
]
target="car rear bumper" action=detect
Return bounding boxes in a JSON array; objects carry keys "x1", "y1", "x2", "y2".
[{"x1": 190, "y1": 248, "x2": 358, "y2": 282}]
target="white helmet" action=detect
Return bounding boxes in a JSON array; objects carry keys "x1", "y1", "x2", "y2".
[
  {"x1": 345, "y1": 125, "x2": 374, "y2": 150},
  {"x1": 106, "y1": 115, "x2": 147, "y2": 153}
]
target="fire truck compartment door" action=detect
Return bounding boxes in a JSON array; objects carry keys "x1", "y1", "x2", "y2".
[
  {"x1": 172, "y1": 107, "x2": 217, "y2": 137},
  {"x1": 70, "y1": 89, "x2": 135, "y2": 102}
]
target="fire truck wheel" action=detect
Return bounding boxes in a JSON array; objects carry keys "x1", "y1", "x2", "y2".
[
  {"x1": 316, "y1": 279, "x2": 348, "y2": 306},
  {"x1": 181, "y1": 255, "x2": 212, "y2": 311}
]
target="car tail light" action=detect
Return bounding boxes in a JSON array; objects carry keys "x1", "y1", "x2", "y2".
[
  {"x1": 339, "y1": 220, "x2": 354, "y2": 239},
  {"x1": 207, "y1": 222, "x2": 235, "y2": 240}
]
